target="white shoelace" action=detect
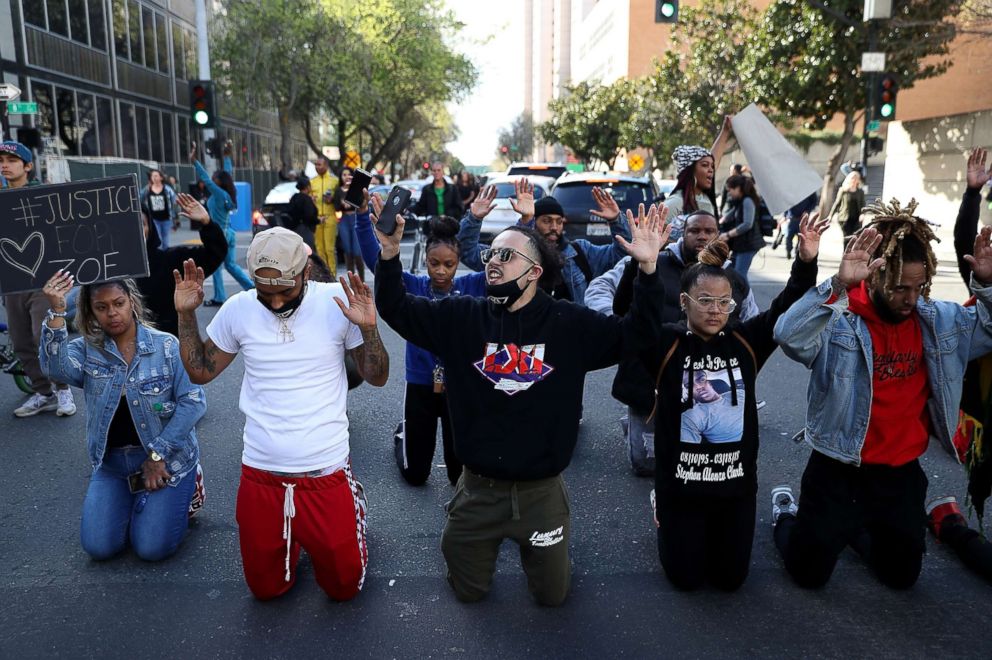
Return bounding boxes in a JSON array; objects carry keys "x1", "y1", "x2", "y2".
[{"x1": 281, "y1": 482, "x2": 297, "y2": 582}]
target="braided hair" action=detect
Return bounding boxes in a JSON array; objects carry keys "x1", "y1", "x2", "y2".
[{"x1": 859, "y1": 198, "x2": 940, "y2": 301}]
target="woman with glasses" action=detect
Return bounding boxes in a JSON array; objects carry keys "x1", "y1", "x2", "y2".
[
  {"x1": 640, "y1": 212, "x2": 828, "y2": 592},
  {"x1": 359, "y1": 193, "x2": 487, "y2": 486}
]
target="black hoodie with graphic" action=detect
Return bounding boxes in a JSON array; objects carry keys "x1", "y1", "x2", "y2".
[
  {"x1": 643, "y1": 256, "x2": 817, "y2": 498},
  {"x1": 374, "y1": 252, "x2": 664, "y2": 481}
]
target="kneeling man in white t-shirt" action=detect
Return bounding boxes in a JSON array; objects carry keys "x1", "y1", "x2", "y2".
[{"x1": 173, "y1": 227, "x2": 389, "y2": 600}]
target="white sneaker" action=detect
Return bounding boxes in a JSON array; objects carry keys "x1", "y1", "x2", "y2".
[
  {"x1": 771, "y1": 485, "x2": 798, "y2": 526},
  {"x1": 56, "y1": 389, "x2": 76, "y2": 417},
  {"x1": 14, "y1": 393, "x2": 58, "y2": 418}
]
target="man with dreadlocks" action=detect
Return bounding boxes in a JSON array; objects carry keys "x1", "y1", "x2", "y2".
[{"x1": 768, "y1": 198, "x2": 992, "y2": 590}]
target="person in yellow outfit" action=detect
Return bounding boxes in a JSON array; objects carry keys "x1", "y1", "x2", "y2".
[{"x1": 310, "y1": 155, "x2": 339, "y2": 273}]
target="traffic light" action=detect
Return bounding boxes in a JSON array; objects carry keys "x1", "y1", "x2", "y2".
[
  {"x1": 655, "y1": 0, "x2": 678, "y2": 22},
  {"x1": 189, "y1": 80, "x2": 216, "y2": 128},
  {"x1": 874, "y1": 74, "x2": 898, "y2": 121},
  {"x1": 500, "y1": 145, "x2": 509, "y2": 155}
]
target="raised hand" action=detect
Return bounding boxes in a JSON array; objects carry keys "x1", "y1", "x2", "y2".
[
  {"x1": 177, "y1": 193, "x2": 209, "y2": 224},
  {"x1": 370, "y1": 192, "x2": 385, "y2": 220},
  {"x1": 471, "y1": 185, "x2": 498, "y2": 220},
  {"x1": 373, "y1": 212, "x2": 405, "y2": 261},
  {"x1": 188, "y1": 142, "x2": 197, "y2": 164},
  {"x1": 590, "y1": 187, "x2": 620, "y2": 222},
  {"x1": 616, "y1": 204, "x2": 670, "y2": 270},
  {"x1": 358, "y1": 188, "x2": 370, "y2": 214},
  {"x1": 967, "y1": 148, "x2": 991, "y2": 190},
  {"x1": 333, "y1": 272, "x2": 377, "y2": 329},
  {"x1": 837, "y1": 228, "x2": 885, "y2": 287},
  {"x1": 508, "y1": 178, "x2": 535, "y2": 221},
  {"x1": 42, "y1": 269, "x2": 74, "y2": 312},
  {"x1": 173, "y1": 258, "x2": 206, "y2": 312},
  {"x1": 965, "y1": 226, "x2": 992, "y2": 284},
  {"x1": 795, "y1": 211, "x2": 831, "y2": 262}
]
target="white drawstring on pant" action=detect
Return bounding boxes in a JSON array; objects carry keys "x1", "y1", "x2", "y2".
[{"x1": 281, "y1": 482, "x2": 297, "y2": 582}]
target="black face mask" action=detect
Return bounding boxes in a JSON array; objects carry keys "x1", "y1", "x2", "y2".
[
  {"x1": 258, "y1": 283, "x2": 307, "y2": 318},
  {"x1": 486, "y1": 266, "x2": 534, "y2": 307}
]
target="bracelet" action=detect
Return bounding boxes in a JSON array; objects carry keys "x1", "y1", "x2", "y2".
[{"x1": 47, "y1": 308, "x2": 68, "y2": 318}]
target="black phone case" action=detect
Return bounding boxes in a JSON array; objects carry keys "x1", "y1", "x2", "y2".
[
  {"x1": 128, "y1": 471, "x2": 146, "y2": 494},
  {"x1": 345, "y1": 168, "x2": 373, "y2": 208},
  {"x1": 377, "y1": 187, "x2": 411, "y2": 235}
]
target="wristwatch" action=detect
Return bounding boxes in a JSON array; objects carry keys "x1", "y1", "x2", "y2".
[{"x1": 149, "y1": 450, "x2": 164, "y2": 462}]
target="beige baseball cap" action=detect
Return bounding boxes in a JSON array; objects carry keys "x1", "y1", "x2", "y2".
[{"x1": 247, "y1": 227, "x2": 308, "y2": 286}]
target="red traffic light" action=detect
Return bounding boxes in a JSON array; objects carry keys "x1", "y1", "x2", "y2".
[{"x1": 500, "y1": 145, "x2": 509, "y2": 154}]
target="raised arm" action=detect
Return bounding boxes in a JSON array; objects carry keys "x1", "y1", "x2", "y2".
[
  {"x1": 174, "y1": 259, "x2": 237, "y2": 384},
  {"x1": 711, "y1": 115, "x2": 734, "y2": 171},
  {"x1": 956, "y1": 149, "x2": 991, "y2": 288},
  {"x1": 38, "y1": 270, "x2": 86, "y2": 388},
  {"x1": 456, "y1": 185, "x2": 498, "y2": 272},
  {"x1": 584, "y1": 256, "x2": 630, "y2": 315},
  {"x1": 171, "y1": 194, "x2": 227, "y2": 276},
  {"x1": 334, "y1": 272, "x2": 389, "y2": 387}
]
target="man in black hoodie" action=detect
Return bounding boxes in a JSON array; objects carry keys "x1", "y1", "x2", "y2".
[
  {"x1": 136, "y1": 194, "x2": 227, "y2": 336},
  {"x1": 374, "y1": 205, "x2": 668, "y2": 606}
]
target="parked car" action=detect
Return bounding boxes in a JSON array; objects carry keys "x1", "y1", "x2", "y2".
[
  {"x1": 505, "y1": 162, "x2": 569, "y2": 181},
  {"x1": 478, "y1": 175, "x2": 553, "y2": 244},
  {"x1": 252, "y1": 181, "x2": 297, "y2": 235},
  {"x1": 656, "y1": 178, "x2": 677, "y2": 202},
  {"x1": 551, "y1": 172, "x2": 658, "y2": 245}
]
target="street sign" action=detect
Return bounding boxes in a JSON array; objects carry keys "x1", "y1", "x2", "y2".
[
  {"x1": 0, "y1": 83, "x2": 22, "y2": 102},
  {"x1": 344, "y1": 150, "x2": 360, "y2": 168},
  {"x1": 7, "y1": 102, "x2": 37, "y2": 115},
  {"x1": 861, "y1": 52, "x2": 886, "y2": 72},
  {"x1": 628, "y1": 154, "x2": 645, "y2": 171},
  {"x1": 867, "y1": 119, "x2": 880, "y2": 132}
]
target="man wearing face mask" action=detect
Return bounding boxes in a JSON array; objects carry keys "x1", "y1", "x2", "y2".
[
  {"x1": 373, "y1": 205, "x2": 669, "y2": 607},
  {"x1": 172, "y1": 227, "x2": 389, "y2": 601}
]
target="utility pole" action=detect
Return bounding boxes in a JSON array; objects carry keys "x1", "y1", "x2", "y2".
[
  {"x1": 859, "y1": 20, "x2": 877, "y2": 174},
  {"x1": 195, "y1": 0, "x2": 217, "y2": 168}
]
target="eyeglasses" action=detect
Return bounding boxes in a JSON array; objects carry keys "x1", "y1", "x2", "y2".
[
  {"x1": 480, "y1": 247, "x2": 536, "y2": 265},
  {"x1": 684, "y1": 294, "x2": 736, "y2": 314}
]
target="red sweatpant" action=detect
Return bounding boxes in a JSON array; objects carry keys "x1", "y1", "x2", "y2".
[{"x1": 236, "y1": 464, "x2": 368, "y2": 601}]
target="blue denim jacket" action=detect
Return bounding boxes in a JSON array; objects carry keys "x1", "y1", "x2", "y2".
[
  {"x1": 773, "y1": 276, "x2": 992, "y2": 465},
  {"x1": 456, "y1": 211, "x2": 631, "y2": 303},
  {"x1": 40, "y1": 323, "x2": 205, "y2": 482}
]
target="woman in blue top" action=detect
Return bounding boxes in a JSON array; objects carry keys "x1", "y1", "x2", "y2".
[
  {"x1": 39, "y1": 270, "x2": 206, "y2": 561},
  {"x1": 361, "y1": 192, "x2": 487, "y2": 486},
  {"x1": 189, "y1": 145, "x2": 253, "y2": 305}
]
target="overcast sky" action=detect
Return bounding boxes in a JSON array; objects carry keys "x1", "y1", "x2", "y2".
[{"x1": 444, "y1": 0, "x2": 525, "y2": 166}]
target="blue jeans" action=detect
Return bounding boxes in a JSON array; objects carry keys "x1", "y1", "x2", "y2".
[
  {"x1": 731, "y1": 250, "x2": 757, "y2": 282},
  {"x1": 80, "y1": 446, "x2": 196, "y2": 561},
  {"x1": 211, "y1": 227, "x2": 254, "y2": 302},
  {"x1": 153, "y1": 219, "x2": 172, "y2": 250},
  {"x1": 338, "y1": 214, "x2": 361, "y2": 257}
]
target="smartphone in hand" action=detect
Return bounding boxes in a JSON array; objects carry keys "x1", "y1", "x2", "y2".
[
  {"x1": 128, "y1": 471, "x2": 146, "y2": 494},
  {"x1": 376, "y1": 186, "x2": 412, "y2": 235},
  {"x1": 344, "y1": 168, "x2": 373, "y2": 209}
]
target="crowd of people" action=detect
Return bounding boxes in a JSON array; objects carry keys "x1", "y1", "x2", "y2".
[{"x1": 4, "y1": 132, "x2": 992, "y2": 608}]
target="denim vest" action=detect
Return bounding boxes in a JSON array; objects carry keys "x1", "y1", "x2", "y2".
[
  {"x1": 40, "y1": 323, "x2": 205, "y2": 482},
  {"x1": 773, "y1": 277, "x2": 992, "y2": 465}
]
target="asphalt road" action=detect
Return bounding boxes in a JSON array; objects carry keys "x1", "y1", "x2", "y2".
[{"x1": 1, "y1": 229, "x2": 990, "y2": 659}]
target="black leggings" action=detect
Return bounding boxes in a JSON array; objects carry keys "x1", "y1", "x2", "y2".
[
  {"x1": 656, "y1": 492, "x2": 756, "y2": 591},
  {"x1": 939, "y1": 518, "x2": 992, "y2": 583},
  {"x1": 394, "y1": 383, "x2": 461, "y2": 486},
  {"x1": 774, "y1": 451, "x2": 927, "y2": 590}
]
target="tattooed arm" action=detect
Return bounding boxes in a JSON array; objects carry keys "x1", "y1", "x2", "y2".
[
  {"x1": 174, "y1": 259, "x2": 237, "y2": 384},
  {"x1": 335, "y1": 273, "x2": 389, "y2": 387},
  {"x1": 347, "y1": 326, "x2": 389, "y2": 387}
]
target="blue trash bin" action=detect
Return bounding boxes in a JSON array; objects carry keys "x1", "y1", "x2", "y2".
[{"x1": 231, "y1": 182, "x2": 252, "y2": 231}]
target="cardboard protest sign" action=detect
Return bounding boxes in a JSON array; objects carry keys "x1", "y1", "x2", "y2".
[
  {"x1": 0, "y1": 175, "x2": 148, "y2": 295},
  {"x1": 730, "y1": 104, "x2": 822, "y2": 216}
]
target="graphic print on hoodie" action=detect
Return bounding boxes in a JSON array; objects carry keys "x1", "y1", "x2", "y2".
[{"x1": 673, "y1": 349, "x2": 747, "y2": 490}]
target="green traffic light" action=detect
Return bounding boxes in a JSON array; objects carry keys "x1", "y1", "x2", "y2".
[
  {"x1": 194, "y1": 110, "x2": 209, "y2": 126},
  {"x1": 661, "y1": 2, "x2": 675, "y2": 17},
  {"x1": 880, "y1": 103, "x2": 894, "y2": 119}
]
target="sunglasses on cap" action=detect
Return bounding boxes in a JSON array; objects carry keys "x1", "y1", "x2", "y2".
[{"x1": 480, "y1": 247, "x2": 537, "y2": 265}]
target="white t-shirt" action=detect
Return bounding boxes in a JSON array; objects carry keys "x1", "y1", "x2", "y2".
[{"x1": 206, "y1": 282, "x2": 364, "y2": 472}]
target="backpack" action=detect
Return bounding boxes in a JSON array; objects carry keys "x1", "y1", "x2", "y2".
[{"x1": 758, "y1": 199, "x2": 776, "y2": 237}]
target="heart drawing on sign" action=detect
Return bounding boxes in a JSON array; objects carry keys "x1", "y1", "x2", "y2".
[{"x1": 0, "y1": 232, "x2": 45, "y2": 279}]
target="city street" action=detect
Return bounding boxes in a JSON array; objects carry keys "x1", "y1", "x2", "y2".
[{"x1": 1, "y1": 228, "x2": 991, "y2": 659}]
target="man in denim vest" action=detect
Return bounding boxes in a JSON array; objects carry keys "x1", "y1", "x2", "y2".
[{"x1": 770, "y1": 199, "x2": 992, "y2": 589}]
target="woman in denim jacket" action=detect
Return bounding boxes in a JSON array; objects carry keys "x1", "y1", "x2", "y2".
[{"x1": 39, "y1": 271, "x2": 206, "y2": 562}]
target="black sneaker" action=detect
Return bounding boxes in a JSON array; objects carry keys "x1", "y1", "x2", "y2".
[{"x1": 771, "y1": 485, "x2": 798, "y2": 525}]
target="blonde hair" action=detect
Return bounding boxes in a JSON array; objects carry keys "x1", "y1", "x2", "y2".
[
  {"x1": 75, "y1": 279, "x2": 153, "y2": 346},
  {"x1": 859, "y1": 197, "x2": 939, "y2": 301}
]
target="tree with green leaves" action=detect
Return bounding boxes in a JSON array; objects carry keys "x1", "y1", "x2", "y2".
[
  {"x1": 211, "y1": 0, "x2": 355, "y2": 176},
  {"x1": 746, "y1": 0, "x2": 962, "y2": 213},
  {"x1": 539, "y1": 79, "x2": 635, "y2": 168},
  {"x1": 497, "y1": 113, "x2": 535, "y2": 163},
  {"x1": 622, "y1": 0, "x2": 758, "y2": 171}
]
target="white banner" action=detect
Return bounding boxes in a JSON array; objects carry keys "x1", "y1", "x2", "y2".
[{"x1": 730, "y1": 104, "x2": 822, "y2": 216}]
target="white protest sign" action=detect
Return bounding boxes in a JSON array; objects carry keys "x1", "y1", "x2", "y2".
[{"x1": 730, "y1": 104, "x2": 822, "y2": 216}]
